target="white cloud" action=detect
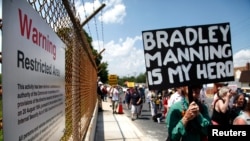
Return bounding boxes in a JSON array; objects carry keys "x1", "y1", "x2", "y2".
[
  {"x1": 101, "y1": 4, "x2": 126, "y2": 24},
  {"x1": 233, "y1": 49, "x2": 250, "y2": 67},
  {"x1": 92, "y1": 36, "x2": 145, "y2": 77},
  {"x1": 92, "y1": 35, "x2": 250, "y2": 77},
  {"x1": 75, "y1": 0, "x2": 101, "y2": 21},
  {"x1": 75, "y1": 0, "x2": 126, "y2": 24}
]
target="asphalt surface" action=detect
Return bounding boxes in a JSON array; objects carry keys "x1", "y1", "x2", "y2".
[
  {"x1": 121, "y1": 96, "x2": 214, "y2": 141},
  {"x1": 122, "y1": 101, "x2": 168, "y2": 141}
]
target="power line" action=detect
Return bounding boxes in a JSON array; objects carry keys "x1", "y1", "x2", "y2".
[
  {"x1": 101, "y1": 0, "x2": 104, "y2": 50},
  {"x1": 81, "y1": 0, "x2": 92, "y2": 38},
  {"x1": 93, "y1": 0, "x2": 101, "y2": 51},
  {"x1": 80, "y1": 0, "x2": 105, "y2": 52}
]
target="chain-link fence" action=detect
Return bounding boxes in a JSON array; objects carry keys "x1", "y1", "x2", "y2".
[{"x1": 27, "y1": 0, "x2": 98, "y2": 140}]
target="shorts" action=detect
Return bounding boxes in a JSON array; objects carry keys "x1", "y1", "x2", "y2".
[{"x1": 131, "y1": 105, "x2": 140, "y2": 114}]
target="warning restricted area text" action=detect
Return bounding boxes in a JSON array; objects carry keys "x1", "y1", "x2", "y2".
[{"x1": 16, "y1": 83, "x2": 63, "y2": 125}]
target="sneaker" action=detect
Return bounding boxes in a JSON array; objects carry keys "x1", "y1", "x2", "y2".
[{"x1": 131, "y1": 118, "x2": 135, "y2": 121}]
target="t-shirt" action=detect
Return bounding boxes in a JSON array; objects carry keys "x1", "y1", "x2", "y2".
[
  {"x1": 102, "y1": 87, "x2": 108, "y2": 95},
  {"x1": 131, "y1": 92, "x2": 141, "y2": 105},
  {"x1": 167, "y1": 92, "x2": 183, "y2": 108},
  {"x1": 155, "y1": 99, "x2": 161, "y2": 105},
  {"x1": 111, "y1": 88, "x2": 119, "y2": 101}
]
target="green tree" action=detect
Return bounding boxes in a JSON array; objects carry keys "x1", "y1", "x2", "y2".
[
  {"x1": 136, "y1": 73, "x2": 146, "y2": 83},
  {"x1": 117, "y1": 72, "x2": 146, "y2": 86},
  {"x1": 98, "y1": 62, "x2": 109, "y2": 83}
]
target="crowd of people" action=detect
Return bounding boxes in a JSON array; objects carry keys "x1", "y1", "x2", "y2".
[
  {"x1": 97, "y1": 81, "x2": 124, "y2": 114},
  {"x1": 97, "y1": 79, "x2": 250, "y2": 141},
  {"x1": 97, "y1": 82, "x2": 146, "y2": 120},
  {"x1": 164, "y1": 83, "x2": 250, "y2": 141}
]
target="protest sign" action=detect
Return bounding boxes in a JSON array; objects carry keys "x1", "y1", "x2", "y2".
[
  {"x1": 108, "y1": 74, "x2": 118, "y2": 86},
  {"x1": 142, "y1": 22, "x2": 234, "y2": 90}
]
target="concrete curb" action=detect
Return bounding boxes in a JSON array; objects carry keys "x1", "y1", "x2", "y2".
[{"x1": 83, "y1": 101, "x2": 98, "y2": 141}]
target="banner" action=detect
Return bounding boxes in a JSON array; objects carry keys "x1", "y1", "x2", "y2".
[
  {"x1": 127, "y1": 82, "x2": 135, "y2": 88},
  {"x1": 142, "y1": 22, "x2": 234, "y2": 90}
]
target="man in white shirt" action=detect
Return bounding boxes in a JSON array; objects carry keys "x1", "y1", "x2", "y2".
[{"x1": 110, "y1": 85, "x2": 119, "y2": 114}]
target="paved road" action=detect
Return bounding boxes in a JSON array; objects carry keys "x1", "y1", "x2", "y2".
[
  {"x1": 121, "y1": 96, "x2": 214, "y2": 141},
  {"x1": 122, "y1": 101, "x2": 168, "y2": 141}
]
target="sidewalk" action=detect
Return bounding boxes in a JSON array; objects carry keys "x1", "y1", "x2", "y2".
[{"x1": 94, "y1": 100, "x2": 147, "y2": 141}]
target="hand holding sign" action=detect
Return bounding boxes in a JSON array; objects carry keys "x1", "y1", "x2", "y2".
[{"x1": 182, "y1": 101, "x2": 200, "y2": 125}]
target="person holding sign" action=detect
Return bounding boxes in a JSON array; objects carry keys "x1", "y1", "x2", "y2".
[{"x1": 165, "y1": 85, "x2": 210, "y2": 141}]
